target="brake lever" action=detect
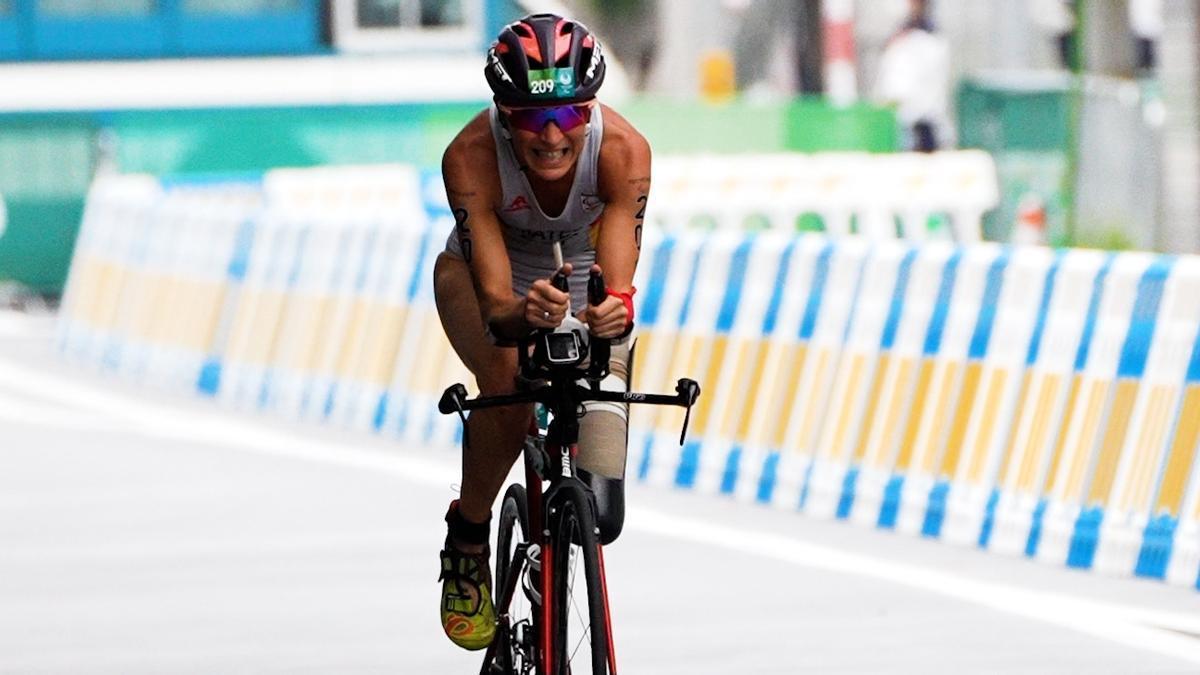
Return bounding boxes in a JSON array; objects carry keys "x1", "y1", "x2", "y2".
[
  {"x1": 438, "y1": 383, "x2": 470, "y2": 427},
  {"x1": 675, "y1": 378, "x2": 701, "y2": 446}
]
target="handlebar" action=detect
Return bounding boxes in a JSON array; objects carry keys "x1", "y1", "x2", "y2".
[
  {"x1": 441, "y1": 259, "x2": 698, "y2": 444},
  {"x1": 438, "y1": 378, "x2": 700, "y2": 416},
  {"x1": 437, "y1": 377, "x2": 701, "y2": 446}
]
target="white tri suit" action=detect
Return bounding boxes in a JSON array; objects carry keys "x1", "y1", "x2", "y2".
[{"x1": 445, "y1": 105, "x2": 606, "y2": 311}]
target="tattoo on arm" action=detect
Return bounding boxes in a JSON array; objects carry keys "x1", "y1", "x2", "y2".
[
  {"x1": 634, "y1": 194, "x2": 647, "y2": 251},
  {"x1": 453, "y1": 207, "x2": 473, "y2": 263}
]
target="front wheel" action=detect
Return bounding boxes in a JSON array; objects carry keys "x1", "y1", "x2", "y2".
[
  {"x1": 494, "y1": 484, "x2": 535, "y2": 674},
  {"x1": 550, "y1": 487, "x2": 611, "y2": 675}
]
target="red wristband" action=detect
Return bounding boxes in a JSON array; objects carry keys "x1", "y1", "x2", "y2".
[{"x1": 606, "y1": 286, "x2": 636, "y2": 329}]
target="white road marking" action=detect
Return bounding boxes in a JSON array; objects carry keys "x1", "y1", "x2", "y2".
[
  {"x1": 0, "y1": 310, "x2": 54, "y2": 339},
  {"x1": 2, "y1": 356, "x2": 1199, "y2": 665},
  {"x1": 0, "y1": 389, "x2": 125, "y2": 431}
]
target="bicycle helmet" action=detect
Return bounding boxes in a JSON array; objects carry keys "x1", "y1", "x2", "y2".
[{"x1": 485, "y1": 13, "x2": 606, "y2": 106}]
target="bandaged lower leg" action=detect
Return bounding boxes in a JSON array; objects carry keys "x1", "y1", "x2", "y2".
[{"x1": 577, "y1": 342, "x2": 631, "y2": 479}]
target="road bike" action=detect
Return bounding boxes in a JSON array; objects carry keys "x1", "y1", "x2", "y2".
[{"x1": 439, "y1": 267, "x2": 700, "y2": 675}]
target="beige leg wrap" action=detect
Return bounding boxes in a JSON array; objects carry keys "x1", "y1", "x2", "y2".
[{"x1": 577, "y1": 340, "x2": 632, "y2": 480}]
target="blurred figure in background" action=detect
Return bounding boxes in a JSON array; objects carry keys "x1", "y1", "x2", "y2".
[
  {"x1": 1029, "y1": 0, "x2": 1079, "y2": 70},
  {"x1": 872, "y1": 0, "x2": 950, "y2": 152},
  {"x1": 1129, "y1": 0, "x2": 1163, "y2": 77},
  {"x1": 583, "y1": 0, "x2": 659, "y2": 90}
]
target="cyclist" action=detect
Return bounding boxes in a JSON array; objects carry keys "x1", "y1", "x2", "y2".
[{"x1": 433, "y1": 13, "x2": 651, "y2": 650}]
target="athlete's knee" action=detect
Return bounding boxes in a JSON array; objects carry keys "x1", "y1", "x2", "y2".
[{"x1": 473, "y1": 349, "x2": 519, "y2": 395}]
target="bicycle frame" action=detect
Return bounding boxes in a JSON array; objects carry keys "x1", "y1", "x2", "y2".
[
  {"x1": 440, "y1": 268, "x2": 699, "y2": 675},
  {"x1": 486, "y1": 407, "x2": 617, "y2": 674},
  {"x1": 448, "y1": 372, "x2": 697, "y2": 675}
]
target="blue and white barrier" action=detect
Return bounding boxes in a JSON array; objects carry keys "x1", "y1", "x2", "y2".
[{"x1": 58, "y1": 165, "x2": 1200, "y2": 591}]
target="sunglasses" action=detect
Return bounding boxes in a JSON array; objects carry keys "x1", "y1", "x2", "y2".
[{"x1": 502, "y1": 103, "x2": 592, "y2": 133}]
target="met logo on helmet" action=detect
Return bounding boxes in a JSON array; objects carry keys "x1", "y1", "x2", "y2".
[
  {"x1": 489, "y1": 50, "x2": 513, "y2": 84},
  {"x1": 585, "y1": 41, "x2": 603, "y2": 81}
]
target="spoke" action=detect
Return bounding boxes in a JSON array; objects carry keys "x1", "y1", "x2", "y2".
[{"x1": 565, "y1": 518, "x2": 592, "y2": 667}]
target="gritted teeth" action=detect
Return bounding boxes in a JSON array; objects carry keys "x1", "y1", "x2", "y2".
[{"x1": 534, "y1": 148, "x2": 568, "y2": 160}]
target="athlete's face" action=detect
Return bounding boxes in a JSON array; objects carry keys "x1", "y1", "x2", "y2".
[{"x1": 501, "y1": 102, "x2": 594, "y2": 182}]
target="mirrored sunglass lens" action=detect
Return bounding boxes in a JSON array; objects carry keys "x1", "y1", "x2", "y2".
[
  {"x1": 555, "y1": 106, "x2": 588, "y2": 130},
  {"x1": 509, "y1": 106, "x2": 588, "y2": 132}
]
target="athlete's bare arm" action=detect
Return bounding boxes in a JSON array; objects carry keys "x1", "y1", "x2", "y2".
[{"x1": 584, "y1": 104, "x2": 652, "y2": 337}]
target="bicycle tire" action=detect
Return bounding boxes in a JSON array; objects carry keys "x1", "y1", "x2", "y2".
[
  {"x1": 494, "y1": 483, "x2": 534, "y2": 674},
  {"x1": 550, "y1": 486, "x2": 610, "y2": 675}
]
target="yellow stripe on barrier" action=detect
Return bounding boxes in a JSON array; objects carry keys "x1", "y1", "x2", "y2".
[
  {"x1": 349, "y1": 298, "x2": 385, "y2": 381},
  {"x1": 361, "y1": 305, "x2": 409, "y2": 386},
  {"x1": 335, "y1": 297, "x2": 370, "y2": 379},
  {"x1": 133, "y1": 271, "x2": 165, "y2": 343},
  {"x1": 164, "y1": 276, "x2": 197, "y2": 350},
  {"x1": 828, "y1": 352, "x2": 868, "y2": 461},
  {"x1": 1061, "y1": 378, "x2": 1111, "y2": 502},
  {"x1": 245, "y1": 289, "x2": 287, "y2": 365},
  {"x1": 735, "y1": 341, "x2": 772, "y2": 443},
  {"x1": 690, "y1": 335, "x2": 729, "y2": 437},
  {"x1": 412, "y1": 313, "x2": 453, "y2": 396},
  {"x1": 940, "y1": 361, "x2": 983, "y2": 479},
  {"x1": 895, "y1": 358, "x2": 936, "y2": 472},
  {"x1": 792, "y1": 346, "x2": 832, "y2": 457},
  {"x1": 630, "y1": 330, "x2": 653, "y2": 390},
  {"x1": 305, "y1": 295, "x2": 338, "y2": 372},
  {"x1": 1086, "y1": 380, "x2": 1139, "y2": 506},
  {"x1": 196, "y1": 283, "x2": 226, "y2": 355},
  {"x1": 966, "y1": 368, "x2": 1009, "y2": 485},
  {"x1": 921, "y1": 361, "x2": 963, "y2": 475},
  {"x1": 719, "y1": 337, "x2": 755, "y2": 440},
  {"x1": 160, "y1": 279, "x2": 222, "y2": 353},
  {"x1": 865, "y1": 355, "x2": 917, "y2": 470},
  {"x1": 1016, "y1": 373, "x2": 1062, "y2": 493},
  {"x1": 1156, "y1": 385, "x2": 1200, "y2": 516},
  {"x1": 126, "y1": 270, "x2": 162, "y2": 343},
  {"x1": 1121, "y1": 384, "x2": 1175, "y2": 512},
  {"x1": 655, "y1": 332, "x2": 703, "y2": 434},
  {"x1": 1043, "y1": 374, "x2": 1083, "y2": 497},
  {"x1": 93, "y1": 261, "x2": 128, "y2": 332},
  {"x1": 852, "y1": 353, "x2": 889, "y2": 463},
  {"x1": 772, "y1": 342, "x2": 808, "y2": 451},
  {"x1": 629, "y1": 330, "x2": 655, "y2": 430},
  {"x1": 279, "y1": 294, "x2": 322, "y2": 373},
  {"x1": 63, "y1": 257, "x2": 97, "y2": 324},
  {"x1": 997, "y1": 371, "x2": 1032, "y2": 488}
]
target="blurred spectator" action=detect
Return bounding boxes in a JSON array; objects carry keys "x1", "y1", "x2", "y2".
[
  {"x1": 585, "y1": 0, "x2": 658, "y2": 91},
  {"x1": 1028, "y1": 0, "x2": 1078, "y2": 70},
  {"x1": 871, "y1": 0, "x2": 950, "y2": 152},
  {"x1": 1128, "y1": 0, "x2": 1163, "y2": 76}
]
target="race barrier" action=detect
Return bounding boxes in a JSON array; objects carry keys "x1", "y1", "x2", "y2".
[
  {"x1": 57, "y1": 163, "x2": 1199, "y2": 591},
  {"x1": 649, "y1": 151, "x2": 997, "y2": 242}
]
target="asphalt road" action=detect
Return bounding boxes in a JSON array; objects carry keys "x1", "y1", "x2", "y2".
[{"x1": 2, "y1": 310, "x2": 1199, "y2": 674}]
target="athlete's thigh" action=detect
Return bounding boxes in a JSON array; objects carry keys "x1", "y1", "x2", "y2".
[{"x1": 433, "y1": 252, "x2": 517, "y2": 393}]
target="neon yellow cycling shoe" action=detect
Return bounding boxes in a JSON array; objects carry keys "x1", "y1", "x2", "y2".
[{"x1": 439, "y1": 538, "x2": 496, "y2": 650}]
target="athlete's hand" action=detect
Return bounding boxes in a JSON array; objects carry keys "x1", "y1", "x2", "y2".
[
  {"x1": 525, "y1": 263, "x2": 572, "y2": 328},
  {"x1": 583, "y1": 264, "x2": 630, "y2": 338}
]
